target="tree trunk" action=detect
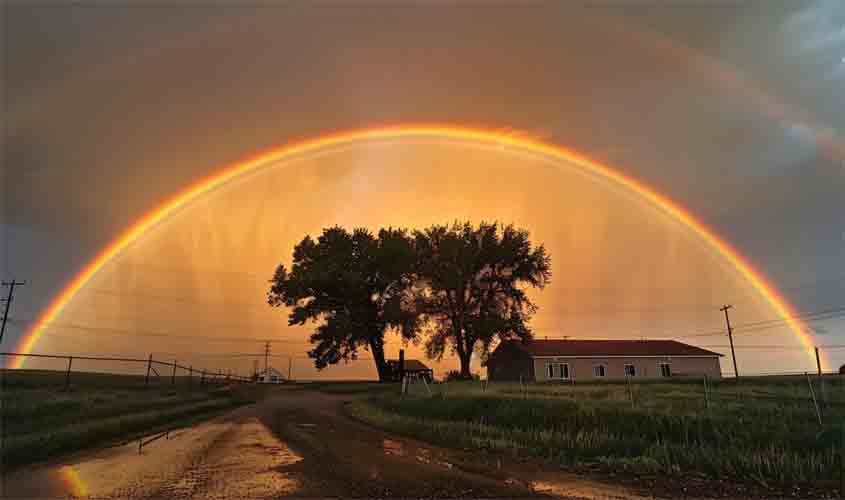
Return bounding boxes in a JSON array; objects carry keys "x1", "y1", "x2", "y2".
[
  {"x1": 369, "y1": 337, "x2": 389, "y2": 382},
  {"x1": 458, "y1": 349, "x2": 473, "y2": 379}
]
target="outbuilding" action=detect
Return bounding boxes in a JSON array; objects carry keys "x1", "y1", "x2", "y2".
[
  {"x1": 384, "y1": 358, "x2": 434, "y2": 382},
  {"x1": 258, "y1": 366, "x2": 285, "y2": 384}
]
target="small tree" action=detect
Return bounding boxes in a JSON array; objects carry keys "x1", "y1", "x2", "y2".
[
  {"x1": 415, "y1": 221, "x2": 551, "y2": 379},
  {"x1": 268, "y1": 226, "x2": 420, "y2": 381},
  {"x1": 839, "y1": 364, "x2": 845, "y2": 375}
]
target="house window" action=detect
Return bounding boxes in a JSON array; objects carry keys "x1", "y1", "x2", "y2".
[
  {"x1": 560, "y1": 363, "x2": 570, "y2": 380},
  {"x1": 624, "y1": 364, "x2": 637, "y2": 377},
  {"x1": 547, "y1": 363, "x2": 570, "y2": 379},
  {"x1": 593, "y1": 364, "x2": 606, "y2": 378},
  {"x1": 659, "y1": 363, "x2": 671, "y2": 377}
]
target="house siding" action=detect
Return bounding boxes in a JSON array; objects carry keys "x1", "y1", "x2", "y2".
[
  {"x1": 533, "y1": 356, "x2": 721, "y2": 381},
  {"x1": 487, "y1": 343, "x2": 535, "y2": 381}
]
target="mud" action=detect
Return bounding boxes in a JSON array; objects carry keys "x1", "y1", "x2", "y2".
[{"x1": 0, "y1": 389, "x2": 764, "y2": 499}]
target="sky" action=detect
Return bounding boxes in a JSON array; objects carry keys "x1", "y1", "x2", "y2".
[{"x1": 2, "y1": 1, "x2": 845, "y2": 378}]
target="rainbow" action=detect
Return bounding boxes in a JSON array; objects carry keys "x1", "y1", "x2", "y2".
[
  {"x1": 12, "y1": 124, "x2": 816, "y2": 368},
  {"x1": 57, "y1": 466, "x2": 88, "y2": 498}
]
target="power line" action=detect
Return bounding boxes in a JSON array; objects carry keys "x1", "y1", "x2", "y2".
[
  {"x1": 84, "y1": 287, "x2": 273, "y2": 312},
  {"x1": 732, "y1": 305, "x2": 845, "y2": 331},
  {"x1": 7, "y1": 318, "x2": 312, "y2": 344},
  {"x1": 675, "y1": 305, "x2": 845, "y2": 339},
  {"x1": 103, "y1": 258, "x2": 269, "y2": 282},
  {"x1": 731, "y1": 312, "x2": 845, "y2": 337}
]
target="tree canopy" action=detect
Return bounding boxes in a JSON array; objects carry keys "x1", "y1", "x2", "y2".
[
  {"x1": 414, "y1": 221, "x2": 551, "y2": 378},
  {"x1": 268, "y1": 221, "x2": 550, "y2": 381},
  {"x1": 267, "y1": 226, "x2": 420, "y2": 381}
]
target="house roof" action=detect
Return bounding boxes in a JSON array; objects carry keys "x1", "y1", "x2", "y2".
[
  {"x1": 509, "y1": 339, "x2": 723, "y2": 357},
  {"x1": 388, "y1": 359, "x2": 431, "y2": 371}
]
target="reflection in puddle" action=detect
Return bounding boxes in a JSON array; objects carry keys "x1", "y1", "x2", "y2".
[
  {"x1": 59, "y1": 465, "x2": 89, "y2": 498},
  {"x1": 531, "y1": 478, "x2": 651, "y2": 500},
  {"x1": 2, "y1": 419, "x2": 304, "y2": 499},
  {"x1": 382, "y1": 438, "x2": 405, "y2": 456},
  {"x1": 1, "y1": 465, "x2": 89, "y2": 499},
  {"x1": 414, "y1": 447, "x2": 453, "y2": 469}
]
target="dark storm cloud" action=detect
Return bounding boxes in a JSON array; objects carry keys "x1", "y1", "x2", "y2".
[{"x1": 3, "y1": 1, "x2": 844, "y2": 363}]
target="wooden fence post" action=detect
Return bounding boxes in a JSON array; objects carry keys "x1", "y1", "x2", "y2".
[
  {"x1": 145, "y1": 354, "x2": 153, "y2": 386},
  {"x1": 840, "y1": 420, "x2": 844, "y2": 497},
  {"x1": 422, "y1": 375, "x2": 432, "y2": 396},
  {"x1": 200, "y1": 370, "x2": 205, "y2": 385},
  {"x1": 626, "y1": 373, "x2": 635, "y2": 408},
  {"x1": 65, "y1": 356, "x2": 73, "y2": 390},
  {"x1": 806, "y1": 372, "x2": 822, "y2": 426},
  {"x1": 703, "y1": 374, "x2": 710, "y2": 409},
  {"x1": 188, "y1": 365, "x2": 193, "y2": 389},
  {"x1": 172, "y1": 361, "x2": 177, "y2": 385}
]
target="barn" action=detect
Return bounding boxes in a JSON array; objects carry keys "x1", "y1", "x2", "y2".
[{"x1": 486, "y1": 339, "x2": 722, "y2": 381}]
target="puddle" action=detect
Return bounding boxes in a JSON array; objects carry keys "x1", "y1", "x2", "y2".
[
  {"x1": 414, "y1": 447, "x2": 454, "y2": 469},
  {"x1": 0, "y1": 465, "x2": 90, "y2": 498},
  {"x1": 530, "y1": 477, "x2": 652, "y2": 500},
  {"x1": 1, "y1": 419, "x2": 304, "y2": 499},
  {"x1": 382, "y1": 438, "x2": 405, "y2": 456}
]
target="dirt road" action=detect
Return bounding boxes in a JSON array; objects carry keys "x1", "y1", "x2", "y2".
[{"x1": 2, "y1": 388, "x2": 652, "y2": 499}]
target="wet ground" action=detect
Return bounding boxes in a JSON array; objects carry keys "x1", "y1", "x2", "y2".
[{"x1": 0, "y1": 389, "x2": 738, "y2": 499}]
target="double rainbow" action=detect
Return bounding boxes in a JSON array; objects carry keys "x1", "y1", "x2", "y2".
[{"x1": 12, "y1": 125, "x2": 815, "y2": 368}]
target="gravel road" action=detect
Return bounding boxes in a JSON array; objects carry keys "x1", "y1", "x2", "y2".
[{"x1": 1, "y1": 388, "x2": 651, "y2": 499}]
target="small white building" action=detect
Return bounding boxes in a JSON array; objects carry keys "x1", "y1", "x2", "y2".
[{"x1": 258, "y1": 367, "x2": 285, "y2": 384}]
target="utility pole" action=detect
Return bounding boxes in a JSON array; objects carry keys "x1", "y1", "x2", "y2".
[
  {"x1": 264, "y1": 342, "x2": 271, "y2": 381},
  {"x1": 720, "y1": 305, "x2": 739, "y2": 379},
  {"x1": 1, "y1": 280, "x2": 26, "y2": 345}
]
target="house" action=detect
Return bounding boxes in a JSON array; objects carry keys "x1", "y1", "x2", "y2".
[
  {"x1": 384, "y1": 358, "x2": 434, "y2": 382},
  {"x1": 257, "y1": 366, "x2": 285, "y2": 384},
  {"x1": 486, "y1": 339, "x2": 722, "y2": 382}
]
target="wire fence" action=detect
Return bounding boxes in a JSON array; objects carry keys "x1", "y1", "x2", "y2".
[
  {"x1": 400, "y1": 370, "x2": 845, "y2": 427},
  {"x1": 0, "y1": 352, "x2": 255, "y2": 389}
]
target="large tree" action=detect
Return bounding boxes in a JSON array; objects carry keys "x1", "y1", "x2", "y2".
[
  {"x1": 415, "y1": 221, "x2": 551, "y2": 378},
  {"x1": 267, "y1": 226, "x2": 420, "y2": 381}
]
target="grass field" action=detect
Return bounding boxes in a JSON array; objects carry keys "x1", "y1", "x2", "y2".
[
  {"x1": 349, "y1": 375, "x2": 845, "y2": 494},
  {"x1": 1, "y1": 369, "x2": 273, "y2": 469}
]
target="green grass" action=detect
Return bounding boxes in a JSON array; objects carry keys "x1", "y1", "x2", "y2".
[
  {"x1": 350, "y1": 376, "x2": 845, "y2": 491},
  {"x1": 1, "y1": 369, "x2": 273, "y2": 469}
]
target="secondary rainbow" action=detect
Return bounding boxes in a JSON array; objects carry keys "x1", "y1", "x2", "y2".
[{"x1": 12, "y1": 124, "x2": 816, "y2": 368}]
